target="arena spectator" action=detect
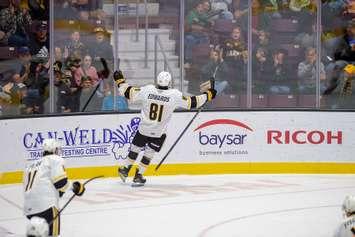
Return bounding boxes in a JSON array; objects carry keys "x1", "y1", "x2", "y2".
[
  {"x1": 79, "y1": 76, "x2": 102, "y2": 112},
  {"x1": 64, "y1": 56, "x2": 82, "y2": 112},
  {"x1": 222, "y1": 26, "x2": 246, "y2": 63},
  {"x1": 88, "y1": 0, "x2": 106, "y2": 20},
  {"x1": 64, "y1": 31, "x2": 88, "y2": 60},
  {"x1": 101, "y1": 87, "x2": 128, "y2": 111},
  {"x1": 29, "y1": 21, "x2": 49, "y2": 56},
  {"x1": 253, "y1": 47, "x2": 272, "y2": 93},
  {"x1": 297, "y1": 47, "x2": 326, "y2": 94},
  {"x1": 55, "y1": 46, "x2": 65, "y2": 63},
  {"x1": 209, "y1": 0, "x2": 234, "y2": 20},
  {"x1": 2, "y1": 73, "x2": 27, "y2": 115},
  {"x1": 24, "y1": 56, "x2": 49, "y2": 114},
  {"x1": 294, "y1": 22, "x2": 337, "y2": 62},
  {"x1": 54, "y1": 65, "x2": 72, "y2": 113},
  {"x1": 232, "y1": 0, "x2": 249, "y2": 30},
  {"x1": 324, "y1": 19, "x2": 355, "y2": 96},
  {"x1": 88, "y1": 26, "x2": 113, "y2": 69},
  {"x1": 53, "y1": 0, "x2": 80, "y2": 20},
  {"x1": 68, "y1": 0, "x2": 105, "y2": 20},
  {"x1": 184, "y1": 0, "x2": 212, "y2": 67},
  {"x1": 222, "y1": 26, "x2": 247, "y2": 92},
  {"x1": 269, "y1": 48, "x2": 292, "y2": 94},
  {"x1": 201, "y1": 48, "x2": 229, "y2": 94},
  {"x1": 74, "y1": 55, "x2": 99, "y2": 87},
  {"x1": 28, "y1": 0, "x2": 49, "y2": 21},
  {"x1": 13, "y1": 46, "x2": 31, "y2": 82},
  {"x1": 0, "y1": 0, "x2": 32, "y2": 46}
]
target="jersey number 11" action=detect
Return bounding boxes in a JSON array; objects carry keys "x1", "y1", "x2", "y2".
[
  {"x1": 149, "y1": 103, "x2": 164, "y2": 122},
  {"x1": 25, "y1": 170, "x2": 38, "y2": 192}
]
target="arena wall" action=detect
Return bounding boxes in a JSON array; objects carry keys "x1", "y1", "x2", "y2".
[{"x1": 1, "y1": 111, "x2": 355, "y2": 184}]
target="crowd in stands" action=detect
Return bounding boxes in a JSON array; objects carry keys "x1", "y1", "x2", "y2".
[
  {"x1": 184, "y1": 0, "x2": 355, "y2": 108},
  {"x1": 0, "y1": 0, "x2": 354, "y2": 116},
  {"x1": 0, "y1": 0, "x2": 129, "y2": 116}
]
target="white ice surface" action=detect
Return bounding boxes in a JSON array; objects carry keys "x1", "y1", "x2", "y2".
[{"x1": 1, "y1": 174, "x2": 355, "y2": 237}]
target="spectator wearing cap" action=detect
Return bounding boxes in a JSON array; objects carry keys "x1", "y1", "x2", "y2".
[
  {"x1": 0, "y1": 0, "x2": 32, "y2": 46},
  {"x1": 29, "y1": 21, "x2": 49, "y2": 56},
  {"x1": 64, "y1": 31, "x2": 88, "y2": 60},
  {"x1": 88, "y1": 26, "x2": 113, "y2": 68}
]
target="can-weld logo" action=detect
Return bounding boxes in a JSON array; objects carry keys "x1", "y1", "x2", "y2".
[
  {"x1": 194, "y1": 119, "x2": 253, "y2": 156},
  {"x1": 23, "y1": 117, "x2": 140, "y2": 160}
]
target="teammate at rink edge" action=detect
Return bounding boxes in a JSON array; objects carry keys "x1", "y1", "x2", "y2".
[
  {"x1": 26, "y1": 216, "x2": 49, "y2": 237},
  {"x1": 23, "y1": 138, "x2": 86, "y2": 237},
  {"x1": 334, "y1": 195, "x2": 355, "y2": 237},
  {"x1": 114, "y1": 70, "x2": 217, "y2": 186}
]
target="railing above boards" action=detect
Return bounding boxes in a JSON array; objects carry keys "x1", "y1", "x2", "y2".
[{"x1": 154, "y1": 34, "x2": 175, "y2": 88}]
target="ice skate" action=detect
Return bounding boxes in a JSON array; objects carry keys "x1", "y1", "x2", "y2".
[
  {"x1": 131, "y1": 169, "x2": 146, "y2": 187},
  {"x1": 118, "y1": 165, "x2": 131, "y2": 182}
]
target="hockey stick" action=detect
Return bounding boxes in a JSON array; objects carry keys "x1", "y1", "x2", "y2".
[
  {"x1": 48, "y1": 175, "x2": 103, "y2": 225},
  {"x1": 155, "y1": 105, "x2": 205, "y2": 171},
  {"x1": 81, "y1": 57, "x2": 111, "y2": 112},
  {"x1": 155, "y1": 76, "x2": 217, "y2": 172}
]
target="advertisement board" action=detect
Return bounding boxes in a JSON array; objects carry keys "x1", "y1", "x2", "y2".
[{"x1": 0, "y1": 111, "x2": 354, "y2": 183}]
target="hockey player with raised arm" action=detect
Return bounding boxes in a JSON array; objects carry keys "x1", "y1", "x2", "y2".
[
  {"x1": 23, "y1": 138, "x2": 86, "y2": 236},
  {"x1": 113, "y1": 70, "x2": 217, "y2": 186},
  {"x1": 334, "y1": 195, "x2": 355, "y2": 237}
]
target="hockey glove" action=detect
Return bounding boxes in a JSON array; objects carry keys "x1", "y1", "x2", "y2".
[
  {"x1": 97, "y1": 58, "x2": 110, "y2": 79},
  {"x1": 72, "y1": 181, "x2": 85, "y2": 196},
  {"x1": 113, "y1": 70, "x2": 126, "y2": 86},
  {"x1": 204, "y1": 88, "x2": 217, "y2": 101}
]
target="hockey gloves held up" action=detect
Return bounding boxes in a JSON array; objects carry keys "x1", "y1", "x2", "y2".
[
  {"x1": 72, "y1": 181, "x2": 85, "y2": 196},
  {"x1": 204, "y1": 88, "x2": 217, "y2": 101},
  {"x1": 113, "y1": 70, "x2": 125, "y2": 86}
]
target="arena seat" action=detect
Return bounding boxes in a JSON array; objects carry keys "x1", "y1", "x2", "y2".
[
  {"x1": 239, "y1": 94, "x2": 268, "y2": 108},
  {"x1": 271, "y1": 19, "x2": 299, "y2": 33},
  {"x1": 268, "y1": 94, "x2": 297, "y2": 107},
  {"x1": 297, "y1": 94, "x2": 316, "y2": 107},
  {"x1": 209, "y1": 94, "x2": 239, "y2": 108}
]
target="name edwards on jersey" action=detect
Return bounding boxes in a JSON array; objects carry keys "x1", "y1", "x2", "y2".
[{"x1": 148, "y1": 94, "x2": 170, "y2": 102}]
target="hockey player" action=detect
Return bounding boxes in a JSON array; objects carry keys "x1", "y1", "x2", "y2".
[
  {"x1": 26, "y1": 216, "x2": 49, "y2": 237},
  {"x1": 334, "y1": 195, "x2": 355, "y2": 237},
  {"x1": 113, "y1": 70, "x2": 217, "y2": 186},
  {"x1": 23, "y1": 138, "x2": 86, "y2": 236}
]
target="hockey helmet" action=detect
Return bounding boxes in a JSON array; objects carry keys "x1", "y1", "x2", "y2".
[
  {"x1": 157, "y1": 71, "x2": 171, "y2": 87},
  {"x1": 26, "y1": 217, "x2": 49, "y2": 237},
  {"x1": 342, "y1": 195, "x2": 355, "y2": 215},
  {"x1": 42, "y1": 138, "x2": 60, "y2": 154}
]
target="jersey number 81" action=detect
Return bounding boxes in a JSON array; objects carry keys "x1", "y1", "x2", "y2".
[{"x1": 149, "y1": 103, "x2": 164, "y2": 122}]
